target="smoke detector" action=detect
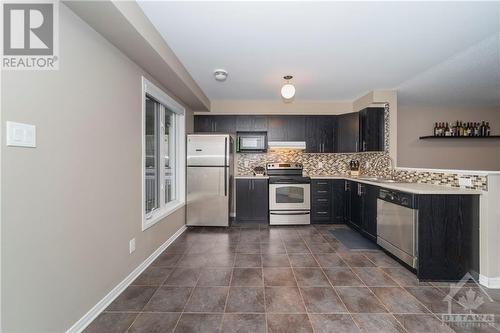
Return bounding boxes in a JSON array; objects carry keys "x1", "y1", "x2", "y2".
[{"x1": 214, "y1": 69, "x2": 228, "y2": 81}]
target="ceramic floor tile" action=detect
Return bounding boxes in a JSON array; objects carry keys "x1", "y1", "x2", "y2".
[
  {"x1": 128, "y1": 312, "x2": 180, "y2": 333},
  {"x1": 143, "y1": 286, "x2": 193, "y2": 312},
  {"x1": 300, "y1": 287, "x2": 348, "y2": 313},
  {"x1": 266, "y1": 314, "x2": 313, "y2": 333},
  {"x1": 83, "y1": 312, "x2": 138, "y2": 333},
  {"x1": 174, "y1": 313, "x2": 223, "y2": 333},
  {"x1": 351, "y1": 313, "x2": 405, "y2": 333},
  {"x1": 225, "y1": 287, "x2": 265, "y2": 313},
  {"x1": 221, "y1": 314, "x2": 267, "y2": 333},
  {"x1": 197, "y1": 268, "x2": 232, "y2": 286},
  {"x1": 293, "y1": 268, "x2": 331, "y2": 287},
  {"x1": 394, "y1": 314, "x2": 455, "y2": 333},
  {"x1": 314, "y1": 253, "x2": 347, "y2": 268},
  {"x1": 106, "y1": 286, "x2": 157, "y2": 312},
  {"x1": 234, "y1": 254, "x2": 262, "y2": 267},
  {"x1": 265, "y1": 287, "x2": 307, "y2": 313},
  {"x1": 164, "y1": 268, "x2": 200, "y2": 287},
  {"x1": 263, "y1": 268, "x2": 297, "y2": 286},
  {"x1": 351, "y1": 267, "x2": 399, "y2": 287},
  {"x1": 323, "y1": 267, "x2": 364, "y2": 287},
  {"x1": 131, "y1": 266, "x2": 173, "y2": 286},
  {"x1": 184, "y1": 286, "x2": 229, "y2": 313},
  {"x1": 336, "y1": 287, "x2": 388, "y2": 313},
  {"x1": 288, "y1": 254, "x2": 320, "y2": 267},
  {"x1": 371, "y1": 287, "x2": 429, "y2": 314},
  {"x1": 309, "y1": 314, "x2": 360, "y2": 333},
  {"x1": 231, "y1": 268, "x2": 263, "y2": 287},
  {"x1": 262, "y1": 254, "x2": 291, "y2": 267}
]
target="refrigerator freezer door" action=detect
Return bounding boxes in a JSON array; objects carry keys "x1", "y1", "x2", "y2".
[
  {"x1": 187, "y1": 166, "x2": 229, "y2": 226},
  {"x1": 187, "y1": 135, "x2": 229, "y2": 166}
]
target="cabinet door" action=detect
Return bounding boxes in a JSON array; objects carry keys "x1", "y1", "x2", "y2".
[
  {"x1": 268, "y1": 116, "x2": 286, "y2": 141},
  {"x1": 286, "y1": 116, "x2": 306, "y2": 141},
  {"x1": 321, "y1": 116, "x2": 335, "y2": 153},
  {"x1": 194, "y1": 115, "x2": 214, "y2": 132},
  {"x1": 350, "y1": 182, "x2": 362, "y2": 229},
  {"x1": 331, "y1": 180, "x2": 346, "y2": 223},
  {"x1": 311, "y1": 179, "x2": 332, "y2": 223},
  {"x1": 360, "y1": 107, "x2": 384, "y2": 152},
  {"x1": 251, "y1": 179, "x2": 269, "y2": 222},
  {"x1": 305, "y1": 116, "x2": 321, "y2": 153},
  {"x1": 337, "y1": 113, "x2": 359, "y2": 153},
  {"x1": 361, "y1": 184, "x2": 378, "y2": 240},
  {"x1": 252, "y1": 116, "x2": 268, "y2": 131},
  {"x1": 236, "y1": 179, "x2": 253, "y2": 222},
  {"x1": 213, "y1": 116, "x2": 236, "y2": 133},
  {"x1": 236, "y1": 116, "x2": 253, "y2": 131}
]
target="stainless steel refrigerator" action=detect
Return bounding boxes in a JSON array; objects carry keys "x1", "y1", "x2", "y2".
[{"x1": 187, "y1": 134, "x2": 233, "y2": 226}]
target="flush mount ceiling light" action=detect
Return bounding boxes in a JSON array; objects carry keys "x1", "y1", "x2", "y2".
[
  {"x1": 280, "y1": 75, "x2": 295, "y2": 101},
  {"x1": 214, "y1": 69, "x2": 228, "y2": 81}
]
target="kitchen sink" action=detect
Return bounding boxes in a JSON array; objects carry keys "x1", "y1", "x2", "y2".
[{"x1": 358, "y1": 176, "x2": 401, "y2": 183}]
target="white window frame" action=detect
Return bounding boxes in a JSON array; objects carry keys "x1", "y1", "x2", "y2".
[{"x1": 142, "y1": 77, "x2": 186, "y2": 231}]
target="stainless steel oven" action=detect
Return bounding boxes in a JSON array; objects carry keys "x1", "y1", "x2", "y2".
[
  {"x1": 269, "y1": 183, "x2": 311, "y2": 211},
  {"x1": 267, "y1": 163, "x2": 311, "y2": 225}
]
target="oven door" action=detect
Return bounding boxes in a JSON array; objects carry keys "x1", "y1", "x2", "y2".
[{"x1": 269, "y1": 184, "x2": 310, "y2": 211}]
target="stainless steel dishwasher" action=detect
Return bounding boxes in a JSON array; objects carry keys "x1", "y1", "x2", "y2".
[{"x1": 377, "y1": 189, "x2": 418, "y2": 268}]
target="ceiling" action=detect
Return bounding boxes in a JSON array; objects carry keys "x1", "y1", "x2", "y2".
[{"x1": 138, "y1": 1, "x2": 499, "y2": 101}]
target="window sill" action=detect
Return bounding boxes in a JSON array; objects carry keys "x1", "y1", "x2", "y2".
[{"x1": 143, "y1": 200, "x2": 185, "y2": 231}]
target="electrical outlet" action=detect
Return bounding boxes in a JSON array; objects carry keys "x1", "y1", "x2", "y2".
[
  {"x1": 458, "y1": 177, "x2": 473, "y2": 187},
  {"x1": 318, "y1": 162, "x2": 324, "y2": 168},
  {"x1": 244, "y1": 161, "x2": 249, "y2": 167},
  {"x1": 129, "y1": 238, "x2": 136, "y2": 254}
]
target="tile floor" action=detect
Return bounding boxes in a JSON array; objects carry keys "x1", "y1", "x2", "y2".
[{"x1": 84, "y1": 224, "x2": 500, "y2": 333}]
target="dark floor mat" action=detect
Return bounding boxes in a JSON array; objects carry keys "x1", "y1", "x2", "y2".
[{"x1": 329, "y1": 228, "x2": 379, "y2": 250}]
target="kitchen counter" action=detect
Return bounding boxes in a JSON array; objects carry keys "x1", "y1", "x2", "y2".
[
  {"x1": 308, "y1": 175, "x2": 482, "y2": 195},
  {"x1": 235, "y1": 175, "x2": 269, "y2": 179}
]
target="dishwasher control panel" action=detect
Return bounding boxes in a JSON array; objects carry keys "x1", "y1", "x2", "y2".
[{"x1": 379, "y1": 189, "x2": 417, "y2": 209}]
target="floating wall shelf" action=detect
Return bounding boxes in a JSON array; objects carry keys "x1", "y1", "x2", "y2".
[{"x1": 419, "y1": 135, "x2": 500, "y2": 139}]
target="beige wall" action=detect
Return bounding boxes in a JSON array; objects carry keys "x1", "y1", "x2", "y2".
[
  {"x1": 397, "y1": 34, "x2": 500, "y2": 171},
  {"x1": 398, "y1": 105, "x2": 500, "y2": 170},
  {"x1": 1, "y1": 5, "x2": 191, "y2": 332}
]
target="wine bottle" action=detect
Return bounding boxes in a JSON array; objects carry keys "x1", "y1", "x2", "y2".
[
  {"x1": 480, "y1": 121, "x2": 486, "y2": 136},
  {"x1": 445, "y1": 122, "x2": 451, "y2": 136},
  {"x1": 486, "y1": 122, "x2": 491, "y2": 136},
  {"x1": 433, "y1": 122, "x2": 438, "y2": 136}
]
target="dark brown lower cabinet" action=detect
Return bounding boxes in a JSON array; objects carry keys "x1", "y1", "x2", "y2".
[
  {"x1": 236, "y1": 178, "x2": 269, "y2": 223},
  {"x1": 417, "y1": 194, "x2": 480, "y2": 281}
]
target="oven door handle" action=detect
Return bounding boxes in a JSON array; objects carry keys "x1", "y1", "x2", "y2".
[{"x1": 270, "y1": 212, "x2": 310, "y2": 216}]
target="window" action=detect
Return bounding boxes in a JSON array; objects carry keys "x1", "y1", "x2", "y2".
[{"x1": 142, "y1": 77, "x2": 185, "y2": 230}]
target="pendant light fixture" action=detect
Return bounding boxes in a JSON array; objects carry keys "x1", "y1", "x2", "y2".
[{"x1": 280, "y1": 75, "x2": 295, "y2": 101}]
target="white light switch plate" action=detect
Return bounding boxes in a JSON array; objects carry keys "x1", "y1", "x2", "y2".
[
  {"x1": 458, "y1": 177, "x2": 473, "y2": 187},
  {"x1": 6, "y1": 121, "x2": 36, "y2": 147}
]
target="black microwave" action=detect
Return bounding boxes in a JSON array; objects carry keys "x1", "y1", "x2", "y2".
[{"x1": 236, "y1": 132, "x2": 267, "y2": 152}]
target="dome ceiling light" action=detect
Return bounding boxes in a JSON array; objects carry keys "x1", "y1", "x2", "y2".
[
  {"x1": 214, "y1": 69, "x2": 228, "y2": 81},
  {"x1": 280, "y1": 75, "x2": 295, "y2": 101}
]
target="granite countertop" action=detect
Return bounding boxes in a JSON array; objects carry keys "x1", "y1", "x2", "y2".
[
  {"x1": 234, "y1": 174, "x2": 482, "y2": 194},
  {"x1": 307, "y1": 175, "x2": 482, "y2": 195}
]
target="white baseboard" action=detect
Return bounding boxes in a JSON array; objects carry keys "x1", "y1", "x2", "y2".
[
  {"x1": 66, "y1": 225, "x2": 187, "y2": 333},
  {"x1": 479, "y1": 274, "x2": 500, "y2": 289}
]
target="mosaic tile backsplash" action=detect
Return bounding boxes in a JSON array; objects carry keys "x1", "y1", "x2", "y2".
[{"x1": 236, "y1": 151, "x2": 488, "y2": 191}]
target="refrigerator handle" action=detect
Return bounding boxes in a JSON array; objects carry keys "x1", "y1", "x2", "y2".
[{"x1": 224, "y1": 137, "x2": 228, "y2": 196}]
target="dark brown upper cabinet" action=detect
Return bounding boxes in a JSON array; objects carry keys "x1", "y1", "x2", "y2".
[
  {"x1": 268, "y1": 116, "x2": 306, "y2": 141},
  {"x1": 359, "y1": 107, "x2": 385, "y2": 152},
  {"x1": 305, "y1": 116, "x2": 335, "y2": 153},
  {"x1": 336, "y1": 112, "x2": 360, "y2": 153},
  {"x1": 236, "y1": 115, "x2": 268, "y2": 132}
]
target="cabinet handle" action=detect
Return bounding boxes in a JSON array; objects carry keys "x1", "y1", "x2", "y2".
[
  {"x1": 317, "y1": 182, "x2": 328, "y2": 185},
  {"x1": 317, "y1": 211, "x2": 328, "y2": 215},
  {"x1": 317, "y1": 190, "x2": 328, "y2": 194},
  {"x1": 317, "y1": 199, "x2": 328, "y2": 202},
  {"x1": 345, "y1": 182, "x2": 350, "y2": 191},
  {"x1": 363, "y1": 141, "x2": 367, "y2": 151}
]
